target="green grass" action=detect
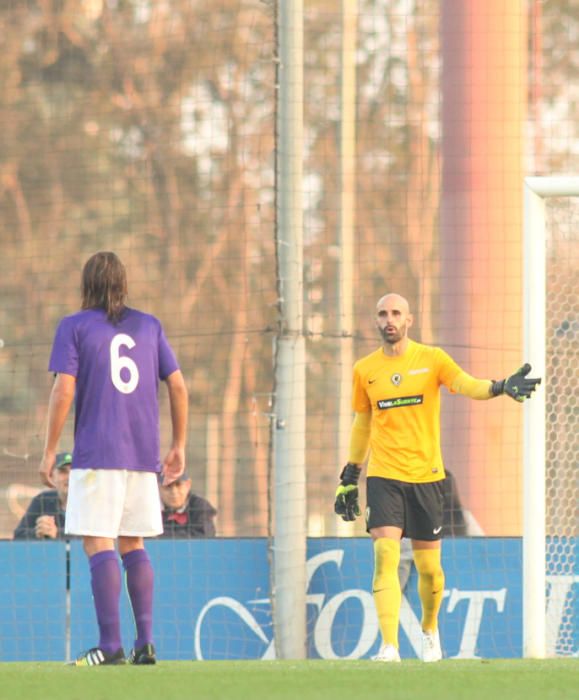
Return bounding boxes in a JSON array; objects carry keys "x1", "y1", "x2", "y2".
[{"x1": 1, "y1": 659, "x2": 577, "y2": 700}]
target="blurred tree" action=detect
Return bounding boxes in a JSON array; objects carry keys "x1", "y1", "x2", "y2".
[
  {"x1": 0, "y1": 0, "x2": 278, "y2": 536},
  {"x1": 0, "y1": 0, "x2": 576, "y2": 537}
]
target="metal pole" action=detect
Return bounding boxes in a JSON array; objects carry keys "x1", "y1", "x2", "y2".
[
  {"x1": 523, "y1": 181, "x2": 546, "y2": 659},
  {"x1": 65, "y1": 539, "x2": 71, "y2": 663},
  {"x1": 273, "y1": 0, "x2": 306, "y2": 659},
  {"x1": 205, "y1": 414, "x2": 219, "y2": 515},
  {"x1": 336, "y1": 0, "x2": 357, "y2": 536}
]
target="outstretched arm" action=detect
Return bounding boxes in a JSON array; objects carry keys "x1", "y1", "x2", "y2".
[
  {"x1": 490, "y1": 363, "x2": 542, "y2": 402},
  {"x1": 450, "y1": 372, "x2": 493, "y2": 400},
  {"x1": 451, "y1": 364, "x2": 541, "y2": 402}
]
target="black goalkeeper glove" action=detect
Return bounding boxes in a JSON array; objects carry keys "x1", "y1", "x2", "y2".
[
  {"x1": 491, "y1": 363, "x2": 542, "y2": 402},
  {"x1": 334, "y1": 463, "x2": 362, "y2": 522}
]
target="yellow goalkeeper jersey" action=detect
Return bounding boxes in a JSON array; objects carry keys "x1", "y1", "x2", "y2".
[{"x1": 352, "y1": 339, "x2": 463, "y2": 483}]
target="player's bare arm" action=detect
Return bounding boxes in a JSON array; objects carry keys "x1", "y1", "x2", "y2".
[
  {"x1": 39, "y1": 373, "x2": 76, "y2": 487},
  {"x1": 162, "y1": 369, "x2": 189, "y2": 486}
]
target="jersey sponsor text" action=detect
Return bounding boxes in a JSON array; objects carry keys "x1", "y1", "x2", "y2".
[{"x1": 377, "y1": 395, "x2": 424, "y2": 410}]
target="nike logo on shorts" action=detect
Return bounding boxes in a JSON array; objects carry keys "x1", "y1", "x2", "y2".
[{"x1": 433, "y1": 526, "x2": 442, "y2": 534}]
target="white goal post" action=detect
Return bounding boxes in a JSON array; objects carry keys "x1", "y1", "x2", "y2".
[{"x1": 523, "y1": 175, "x2": 579, "y2": 658}]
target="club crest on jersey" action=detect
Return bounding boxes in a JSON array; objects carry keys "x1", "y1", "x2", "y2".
[{"x1": 391, "y1": 373, "x2": 402, "y2": 386}]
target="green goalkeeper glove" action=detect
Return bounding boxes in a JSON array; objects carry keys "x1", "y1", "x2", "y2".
[
  {"x1": 491, "y1": 363, "x2": 541, "y2": 402},
  {"x1": 334, "y1": 463, "x2": 362, "y2": 522}
]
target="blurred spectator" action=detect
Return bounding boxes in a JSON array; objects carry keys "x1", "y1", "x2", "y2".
[
  {"x1": 441, "y1": 469, "x2": 469, "y2": 537},
  {"x1": 159, "y1": 473, "x2": 217, "y2": 538},
  {"x1": 13, "y1": 452, "x2": 72, "y2": 540}
]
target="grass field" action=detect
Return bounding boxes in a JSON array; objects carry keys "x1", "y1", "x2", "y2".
[{"x1": 1, "y1": 659, "x2": 577, "y2": 700}]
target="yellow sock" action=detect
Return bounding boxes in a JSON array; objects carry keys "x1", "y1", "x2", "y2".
[
  {"x1": 372, "y1": 538, "x2": 401, "y2": 648},
  {"x1": 413, "y1": 548, "x2": 445, "y2": 633}
]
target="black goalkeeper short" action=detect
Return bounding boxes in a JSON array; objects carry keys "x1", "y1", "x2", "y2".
[{"x1": 365, "y1": 477, "x2": 444, "y2": 541}]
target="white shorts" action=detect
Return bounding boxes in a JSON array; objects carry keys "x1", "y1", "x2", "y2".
[{"x1": 65, "y1": 469, "x2": 163, "y2": 538}]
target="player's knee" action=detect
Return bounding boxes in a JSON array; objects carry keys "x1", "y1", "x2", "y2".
[
  {"x1": 118, "y1": 536, "x2": 145, "y2": 556},
  {"x1": 373, "y1": 538, "x2": 401, "y2": 590},
  {"x1": 413, "y1": 549, "x2": 444, "y2": 581}
]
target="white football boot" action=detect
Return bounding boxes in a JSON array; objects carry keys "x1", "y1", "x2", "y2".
[
  {"x1": 422, "y1": 629, "x2": 442, "y2": 662},
  {"x1": 372, "y1": 644, "x2": 401, "y2": 663}
]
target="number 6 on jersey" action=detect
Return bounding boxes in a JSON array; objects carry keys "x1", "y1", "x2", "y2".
[{"x1": 110, "y1": 333, "x2": 139, "y2": 394}]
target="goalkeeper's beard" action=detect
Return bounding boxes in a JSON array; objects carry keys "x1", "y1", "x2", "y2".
[{"x1": 380, "y1": 325, "x2": 406, "y2": 345}]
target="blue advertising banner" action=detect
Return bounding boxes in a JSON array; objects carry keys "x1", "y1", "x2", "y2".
[
  {"x1": 0, "y1": 542, "x2": 66, "y2": 661},
  {"x1": 0, "y1": 538, "x2": 577, "y2": 661}
]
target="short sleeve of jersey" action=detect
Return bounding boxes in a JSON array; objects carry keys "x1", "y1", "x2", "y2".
[
  {"x1": 352, "y1": 362, "x2": 371, "y2": 413},
  {"x1": 434, "y1": 347, "x2": 463, "y2": 390},
  {"x1": 158, "y1": 325, "x2": 180, "y2": 380},
  {"x1": 48, "y1": 317, "x2": 79, "y2": 377}
]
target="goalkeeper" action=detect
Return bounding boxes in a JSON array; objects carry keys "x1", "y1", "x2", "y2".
[{"x1": 334, "y1": 293, "x2": 540, "y2": 663}]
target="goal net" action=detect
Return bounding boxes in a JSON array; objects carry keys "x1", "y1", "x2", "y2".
[
  {"x1": 0, "y1": 2, "x2": 577, "y2": 663},
  {"x1": 524, "y1": 177, "x2": 579, "y2": 658}
]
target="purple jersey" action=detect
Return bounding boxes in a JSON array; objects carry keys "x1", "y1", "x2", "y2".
[{"x1": 48, "y1": 308, "x2": 179, "y2": 472}]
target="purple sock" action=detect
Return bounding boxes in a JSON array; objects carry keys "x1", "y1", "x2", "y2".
[
  {"x1": 89, "y1": 550, "x2": 122, "y2": 654},
  {"x1": 122, "y1": 549, "x2": 154, "y2": 649}
]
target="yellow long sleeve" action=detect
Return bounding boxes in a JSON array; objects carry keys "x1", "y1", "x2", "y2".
[
  {"x1": 450, "y1": 371, "x2": 493, "y2": 400},
  {"x1": 348, "y1": 411, "x2": 371, "y2": 463}
]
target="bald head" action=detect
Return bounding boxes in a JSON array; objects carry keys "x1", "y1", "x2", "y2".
[
  {"x1": 376, "y1": 293, "x2": 410, "y2": 315},
  {"x1": 375, "y1": 293, "x2": 413, "y2": 350}
]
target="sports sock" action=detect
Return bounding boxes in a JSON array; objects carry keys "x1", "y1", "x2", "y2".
[
  {"x1": 372, "y1": 538, "x2": 401, "y2": 648},
  {"x1": 413, "y1": 548, "x2": 445, "y2": 633},
  {"x1": 89, "y1": 550, "x2": 122, "y2": 654},
  {"x1": 122, "y1": 549, "x2": 154, "y2": 649}
]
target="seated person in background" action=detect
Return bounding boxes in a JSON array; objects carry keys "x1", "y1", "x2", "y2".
[
  {"x1": 441, "y1": 469, "x2": 469, "y2": 538},
  {"x1": 159, "y1": 472, "x2": 217, "y2": 538},
  {"x1": 13, "y1": 452, "x2": 72, "y2": 540}
]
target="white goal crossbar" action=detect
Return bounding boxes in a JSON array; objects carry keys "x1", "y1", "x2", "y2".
[{"x1": 523, "y1": 176, "x2": 579, "y2": 658}]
